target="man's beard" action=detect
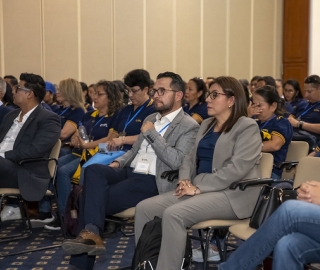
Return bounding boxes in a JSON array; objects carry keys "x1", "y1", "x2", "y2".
[{"x1": 155, "y1": 98, "x2": 175, "y2": 115}]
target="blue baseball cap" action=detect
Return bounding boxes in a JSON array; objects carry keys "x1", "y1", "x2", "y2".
[{"x1": 45, "y1": 81, "x2": 56, "y2": 94}]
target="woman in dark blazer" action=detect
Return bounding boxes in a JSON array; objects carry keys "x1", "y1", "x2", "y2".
[{"x1": 134, "y1": 76, "x2": 262, "y2": 270}]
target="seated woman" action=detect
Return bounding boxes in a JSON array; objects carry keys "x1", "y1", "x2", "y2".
[
  {"x1": 80, "y1": 82, "x2": 94, "y2": 112},
  {"x1": 284, "y1": 79, "x2": 308, "y2": 116},
  {"x1": 219, "y1": 180, "x2": 320, "y2": 270},
  {"x1": 134, "y1": 76, "x2": 262, "y2": 270},
  {"x1": 183, "y1": 77, "x2": 209, "y2": 124},
  {"x1": 252, "y1": 85, "x2": 293, "y2": 179},
  {"x1": 42, "y1": 81, "x2": 123, "y2": 230},
  {"x1": 56, "y1": 78, "x2": 86, "y2": 156}
]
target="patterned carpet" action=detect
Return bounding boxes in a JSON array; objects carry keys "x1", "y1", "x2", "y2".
[{"x1": 0, "y1": 219, "x2": 221, "y2": 270}]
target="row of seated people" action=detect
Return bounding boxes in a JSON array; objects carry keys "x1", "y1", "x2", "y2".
[{"x1": 0, "y1": 71, "x2": 319, "y2": 269}]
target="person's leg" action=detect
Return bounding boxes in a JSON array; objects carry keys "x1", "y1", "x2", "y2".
[
  {"x1": 219, "y1": 200, "x2": 320, "y2": 270},
  {"x1": 273, "y1": 233, "x2": 320, "y2": 270},
  {"x1": 156, "y1": 192, "x2": 237, "y2": 270}
]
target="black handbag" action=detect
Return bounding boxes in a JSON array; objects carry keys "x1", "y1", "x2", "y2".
[{"x1": 249, "y1": 185, "x2": 297, "y2": 229}]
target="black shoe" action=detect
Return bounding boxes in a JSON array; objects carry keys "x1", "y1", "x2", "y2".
[
  {"x1": 44, "y1": 217, "x2": 61, "y2": 230},
  {"x1": 103, "y1": 221, "x2": 121, "y2": 238},
  {"x1": 30, "y1": 212, "x2": 54, "y2": 228}
]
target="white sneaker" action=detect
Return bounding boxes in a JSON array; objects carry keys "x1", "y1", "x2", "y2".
[
  {"x1": 192, "y1": 245, "x2": 221, "y2": 262},
  {"x1": 0, "y1": 206, "x2": 22, "y2": 221}
]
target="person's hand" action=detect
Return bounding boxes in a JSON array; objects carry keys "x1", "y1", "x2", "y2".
[
  {"x1": 77, "y1": 136, "x2": 87, "y2": 149},
  {"x1": 141, "y1": 121, "x2": 155, "y2": 133},
  {"x1": 248, "y1": 103, "x2": 261, "y2": 117},
  {"x1": 174, "y1": 179, "x2": 199, "y2": 198},
  {"x1": 70, "y1": 134, "x2": 79, "y2": 147},
  {"x1": 297, "y1": 181, "x2": 320, "y2": 205},
  {"x1": 109, "y1": 161, "x2": 120, "y2": 168},
  {"x1": 107, "y1": 138, "x2": 122, "y2": 151},
  {"x1": 309, "y1": 151, "x2": 317, "y2": 157},
  {"x1": 288, "y1": 117, "x2": 299, "y2": 128}
]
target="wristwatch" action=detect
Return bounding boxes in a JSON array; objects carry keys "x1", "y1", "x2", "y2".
[{"x1": 298, "y1": 121, "x2": 304, "y2": 130}]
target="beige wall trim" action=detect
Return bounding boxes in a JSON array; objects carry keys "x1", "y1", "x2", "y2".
[
  {"x1": 225, "y1": 0, "x2": 230, "y2": 75},
  {"x1": 0, "y1": 0, "x2": 4, "y2": 76},
  {"x1": 200, "y1": 0, "x2": 204, "y2": 77},
  {"x1": 250, "y1": 0, "x2": 254, "y2": 79},
  {"x1": 40, "y1": 0, "x2": 45, "y2": 78},
  {"x1": 172, "y1": 0, "x2": 176, "y2": 72},
  {"x1": 77, "y1": 0, "x2": 81, "y2": 81}
]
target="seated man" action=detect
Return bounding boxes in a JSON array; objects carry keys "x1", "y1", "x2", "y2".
[
  {"x1": 219, "y1": 180, "x2": 320, "y2": 269},
  {"x1": 288, "y1": 75, "x2": 320, "y2": 152},
  {"x1": 0, "y1": 73, "x2": 61, "y2": 220},
  {"x1": 0, "y1": 77, "x2": 13, "y2": 125},
  {"x1": 61, "y1": 71, "x2": 199, "y2": 269}
]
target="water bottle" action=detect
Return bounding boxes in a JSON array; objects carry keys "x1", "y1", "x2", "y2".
[{"x1": 78, "y1": 121, "x2": 89, "y2": 143}]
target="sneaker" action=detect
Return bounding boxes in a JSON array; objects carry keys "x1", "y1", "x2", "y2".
[
  {"x1": 61, "y1": 229, "x2": 106, "y2": 256},
  {"x1": 30, "y1": 212, "x2": 54, "y2": 228},
  {"x1": 192, "y1": 245, "x2": 221, "y2": 262},
  {"x1": 0, "y1": 206, "x2": 22, "y2": 221},
  {"x1": 44, "y1": 217, "x2": 61, "y2": 230}
]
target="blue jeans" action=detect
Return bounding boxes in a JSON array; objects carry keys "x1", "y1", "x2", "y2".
[
  {"x1": 219, "y1": 200, "x2": 320, "y2": 270},
  {"x1": 38, "y1": 154, "x2": 80, "y2": 215}
]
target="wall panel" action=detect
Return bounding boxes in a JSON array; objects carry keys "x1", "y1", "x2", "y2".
[
  {"x1": 80, "y1": 0, "x2": 113, "y2": 83},
  {"x1": 43, "y1": 0, "x2": 79, "y2": 83},
  {"x1": 2, "y1": 0, "x2": 42, "y2": 77},
  {"x1": 145, "y1": 0, "x2": 174, "y2": 80},
  {"x1": 113, "y1": 0, "x2": 144, "y2": 80},
  {"x1": 0, "y1": 0, "x2": 4, "y2": 76}
]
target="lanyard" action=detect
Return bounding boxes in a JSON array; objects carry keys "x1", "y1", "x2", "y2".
[
  {"x1": 146, "y1": 122, "x2": 171, "y2": 152},
  {"x1": 297, "y1": 102, "x2": 320, "y2": 119},
  {"x1": 260, "y1": 115, "x2": 276, "y2": 130},
  {"x1": 59, "y1": 107, "x2": 70, "y2": 116},
  {"x1": 123, "y1": 106, "x2": 144, "y2": 132},
  {"x1": 88, "y1": 114, "x2": 107, "y2": 140}
]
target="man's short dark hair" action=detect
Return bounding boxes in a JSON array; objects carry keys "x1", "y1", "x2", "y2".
[
  {"x1": 156, "y1": 71, "x2": 186, "y2": 95},
  {"x1": 124, "y1": 69, "x2": 151, "y2": 90},
  {"x1": 258, "y1": 76, "x2": 276, "y2": 88},
  {"x1": 19, "y1": 73, "x2": 46, "y2": 103},
  {"x1": 305, "y1": 75, "x2": 320, "y2": 88},
  {"x1": 4, "y1": 75, "x2": 18, "y2": 86}
]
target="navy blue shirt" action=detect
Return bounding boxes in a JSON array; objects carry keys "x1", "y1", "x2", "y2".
[
  {"x1": 85, "y1": 102, "x2": 94, "y2": 112},
  {"x1": 72, "y1": 110, "x2": 119, "y2": 156},
  {"x1": 49, "y1": 102, "x2": 61, "y2": 113},
  {"x1": 293, "y1": 101, "x2": 320, "y2": 124},
  {"x1": 290, "y1": 98, "x2": 308, "y2": 116},
  {"x1": 258, "y1": 116, "x2": 293, "y2": 177},
  {"x1": 57, "y1": 106, "x2": 85, "y2": 142},
  {"x1": 183, "y1": 102, "x2": 209, "y2": 124},
  {"x1": 114, "y1": 99, "x2": 155, "y2": 151},
  {"x1": 197, "y1": 127, "x2": 220, "y2": 174},
  {"x1": 0, "y1": 104, "x2": 13, "y2": 125}
]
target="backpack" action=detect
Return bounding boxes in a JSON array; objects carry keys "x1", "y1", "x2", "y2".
[
  {"x1": 131, "y1": 216, "x2": 192, "y2": 270},
  {"x1": 64, "y1": 185, "x2": 83, "y2": 236}
]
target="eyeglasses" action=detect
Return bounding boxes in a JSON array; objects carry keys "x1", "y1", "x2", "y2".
[
  {"x1": 124, "y1": 87, "x2": 142, "y2": 95},
  {"x1": 283, "y1": 89, "x2": 294, "y2": 94},
  {"x1": 206, "y1": 91, "x2": 227, "y2": 100},
  {"x1": 93, "y1": 92, "x2": 107, "y2": 97},
  {"x1": 149, "y1": 87, "x2": 179, "y2": 97},
  {"x1": 14, "y1": 85, "x2": 33, "y2": 93}
]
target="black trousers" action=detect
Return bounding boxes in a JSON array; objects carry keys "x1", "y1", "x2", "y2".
[{"x1": 70, "y1": 164, "x2": 158, "y2": 270}]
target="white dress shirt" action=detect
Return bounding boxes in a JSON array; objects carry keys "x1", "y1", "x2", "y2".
[
  {"x1": 0, "y1": 106, "x2": 38, "y2": 158},
  {"x1": 130, "y1": 107, "x2": 182, "y2": 175}
]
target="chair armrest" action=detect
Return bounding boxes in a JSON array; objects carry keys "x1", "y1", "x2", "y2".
[
  {"x1": 18, "y1": 157, "x2": 58, "y2": 165},
  {"x1": 229, "y1": 178, "x2": 294, "y2": 191},
  {"x1": 274, "y1": 161, "x2": 299, "y2": 170},
  {"x1": 229, "y1": 178, "x2": 269, "y2": 190},
  {"x1": 161, "y1": 169, "x2": 179, "y2": 182}
]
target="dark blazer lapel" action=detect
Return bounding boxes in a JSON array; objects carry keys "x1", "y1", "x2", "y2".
[
  {"x1": 163, "y1": 109, "x2": 184, "y2": 140},
  {"x1": 0, "y1": 110, "x2": 20, "y2": 142},
  {"x1": 13, "y1": 106, "x2": 41, "y2": 147}
]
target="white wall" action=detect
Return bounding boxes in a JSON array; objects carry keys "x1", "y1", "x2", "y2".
[{"x1": 309, "y1": 0, "x2": 320, "y2": 75}]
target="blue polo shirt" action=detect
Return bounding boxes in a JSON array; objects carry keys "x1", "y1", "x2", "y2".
[
  {"x1": 85, "y1": 102, "x2": 94, "y2": 112},
  {"x1": 113, "y1": 98, "x2": 155, "y2": 151},
  {"x1": 289, "y1": 98, "x2": 308, "y2": 116},
  {"x1": 258, "y1": 116, "x2": 293, "y2": 177},
  {"x1": 197, "y1": 126, "x2": 220, "y2": 174},
  {"x1": 72, "y1": 110, "x2": 119, "y2": 156},
  {"x1": 293, "y1": 101, "x2": 320, "y2": 124},
  {"x1": 58, "y1": 106, "x2": 85, "y2": 142},
  {"x1": 183, "y1": 102, "x2": 209, "y2": 124},
  {"x1": 49, "y1": 102, "x2": 61, "y2": 113}
]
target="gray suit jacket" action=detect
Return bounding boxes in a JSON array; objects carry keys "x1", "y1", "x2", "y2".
[
  {"x1": 179, "y1": 116, "x2": 262, "y2": 219},
  {"x1": 0, "y1": 106, "x2": 61, "y2": 201},
  {"x1": 116, "y1": 109, "x2": 199, "y2": 193}
]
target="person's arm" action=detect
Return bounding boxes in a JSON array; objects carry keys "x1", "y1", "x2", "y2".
[
  {"x1": 297, "y1": 181, "x2": 320, "y2": 205},
  {"x1": 107, "y1": 135, "x2": 139, "y2": 150},
  {"x1": 78, "y1": 129, "x2": 117, "y2": 149},
  {"x1": 262, "y1": 135, "x2": 284, "y2": 152},
  {"x1": 60, "y1": 121, "x2": 77, "y2": 140}
]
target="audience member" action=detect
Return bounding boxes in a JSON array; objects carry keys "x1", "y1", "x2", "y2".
[
  {"x1": 0, "y1": 77, "x2": 13, "y2": 125},
  {"x1": 205, "y1": 76, "x2": 215, "y2": 89},
  {"x1": 283, "y1": 79, "x2": 308, "y2": 115},
  {"x1": 275, "y1": 78, "x2": 284, "y2": 97},
  {"x1": 62, "y1": 71, "x2": 199, "y2": 269},
  {"x1": 107, "y1": 69, "x2": 155, "y2": 151},
  {"x1": 219, "y1": 181, "x2": 320, "y2": 270},
  {"x1": 113, "y1": 80, "x2": 129, "y2": 105},
  {"x1": 0, "y1": 73, "x2": 60, "y2": 221},
  {"x1": 257, "y1": 76, "x2": 277, "y2": 89},
  {"x1": 252, "y1": 86, "x2": 293, "y2": 179},
  {"x1": 249, "y1": 75, "x2": 262, "y2": 95},
  {"x1": 134, "y1": 76, "x2": 262, "y2": 270},
  {"x1": 4, "y1": 75, "x2": 18, "y2": 89},
  {"x1": 183, "y1": 77, "x2": 209, "y2": 124},
  {"x1": 80, "y1": 82, "x2": 94, "y2": 112},
  {"x1": 44, "y1": 81, "x2": 60, "y2": 113},
  {"x1": 289, "y1": 75, "x2": 320, "y2": 152}
]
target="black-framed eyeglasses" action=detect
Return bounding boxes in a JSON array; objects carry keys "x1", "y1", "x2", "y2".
[
  {"x1": 14, "y1": 85, "x2": 32, "y2": 93},
  {"x1": 149, "y1": 87, "x2": 179, "y2": 97},
  {"x1": 124, "y1": 87, "x2": 142, "y2": 95},
  {"x1": 93, "y1": 92, "x2": 107, "y2": 97},
  {"x1": 206, "y1": 91, "x2": 227, "y2": 100}
]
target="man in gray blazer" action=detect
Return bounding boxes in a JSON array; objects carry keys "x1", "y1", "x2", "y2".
[
  {"x1": 63, "y1": 71, "x2": 199, "y2": 267},
  {"x1": 0, "y1": 73, "x2": 60, "y2": 219}
]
